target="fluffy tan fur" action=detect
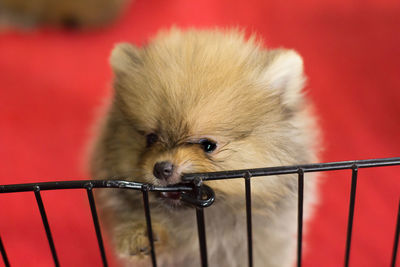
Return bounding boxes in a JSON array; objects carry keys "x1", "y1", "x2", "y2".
[{"x1": 90, "y1": 28, "x2": 320, "y2": 267}]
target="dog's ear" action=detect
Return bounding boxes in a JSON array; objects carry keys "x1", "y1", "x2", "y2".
[
  {"x1": 110, "y1": 43, "x2": 142, "y2": 75},
  {"x1": 261, "y1": 49, "x2": 305, "y2": 107}
]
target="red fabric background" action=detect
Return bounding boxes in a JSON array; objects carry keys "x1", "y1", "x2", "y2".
[{"x1": 1, "y1": 0, "x2": 399, "y2": 266}]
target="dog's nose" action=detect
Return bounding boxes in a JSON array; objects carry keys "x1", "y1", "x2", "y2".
[{"x1": 153, "y1": 161, "x2": 174, "y2": 180}]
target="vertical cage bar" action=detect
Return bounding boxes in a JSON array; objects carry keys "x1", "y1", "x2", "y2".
[
  {"x1": 344, "y1": 165, "x2": 358, "y2": 267},
  {"x1": 244, "y1": 172, "x2": 253, "y2": 267},
  {"x1": 142, "y1": 185, "x2": 157, "y2": 267},
  {"x1": 194, "y1": 177, "x2": 208, "y2": 267},
  {"x1": 391, "y1": 199, "x2": 400, "y2": 267},
  {"x1": 86, "y1": 185, "x2": 108, "y2": 267},
  {"x1": 297, "y1": 169, "x2": 304, "y2": 267},
  {"x1": 34, "y1": 186, "x2": 59, "y2": 267},
  {"x1": 196, "y1": 208, "x2": 208, "y2": 267},
  {"x1": 0, "y1": 235, "x2": 10, "y2": 267}
]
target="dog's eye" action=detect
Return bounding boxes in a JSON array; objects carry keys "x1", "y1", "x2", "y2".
[
  {"x1": 146, "y1": 133, "x2": 158, "y2": 147},
  {"x1": 199, "y1": 139, "x2": 217, "y2": 153}
]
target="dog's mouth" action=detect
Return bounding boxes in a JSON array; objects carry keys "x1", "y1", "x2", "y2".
[
  {"x1": 157, "y1": 190, "x2": 189, "y2": 208},
  {"x1": 156, "y1": 182, "x2": 191, "y2": 206},
  {"x1": 156, "y1": 181, "x2": 215, "y2": 208}
]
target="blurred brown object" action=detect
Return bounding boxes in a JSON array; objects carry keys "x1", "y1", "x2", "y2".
[{"x1": 0, "y1": 0, "x2": 130, "y2": 29}]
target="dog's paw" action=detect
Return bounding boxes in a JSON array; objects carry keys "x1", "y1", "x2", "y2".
[{"x1": 115, "y1": 222, "x2": 168, "y2": 258}]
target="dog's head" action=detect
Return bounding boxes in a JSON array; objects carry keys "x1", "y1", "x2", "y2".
[{"x1": 96, "y1": 29, "x2": 315, "y2": 200}]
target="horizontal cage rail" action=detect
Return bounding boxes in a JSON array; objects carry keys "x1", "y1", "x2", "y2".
[{"x1": 182, "y1": 157, "x2": 400, "y2": 181}]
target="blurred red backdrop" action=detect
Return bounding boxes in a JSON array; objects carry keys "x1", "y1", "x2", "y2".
[{"x1": 0, "y1": 0, "x2": 400, "y2": 266}]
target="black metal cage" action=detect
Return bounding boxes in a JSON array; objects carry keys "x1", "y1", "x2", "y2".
[{"x1": 1, "y1": 157, "x2": 400, "y2": 267}]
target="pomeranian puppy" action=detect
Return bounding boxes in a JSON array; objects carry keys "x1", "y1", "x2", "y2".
[{"x1": 90, "y1": 28, "x2": 320, "y2": 267}]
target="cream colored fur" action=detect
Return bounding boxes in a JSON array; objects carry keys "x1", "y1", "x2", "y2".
[{"x1": 90, "y1": 28, "x2": 320, "y2": 267}]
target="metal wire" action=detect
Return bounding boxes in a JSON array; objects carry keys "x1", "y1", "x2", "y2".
[
  {"x1": 344, "y1": 166, "x2": 358, "y2": 267},
  {"x1": 194, "y1": 177, "x2": 208, "y2": 267},
  {"x1": 34, "y1": 186, "x2": 59, "y2": 267},
  {"x1": 86, "y1": 184, "x2": 108, "y2": 267},
  {"x1": 391, "y1": 199, "x2": 400, "y2": 267},
  {"x1": 142, "y1": 185, "x2": 157, "y2": 267},
  {"x1": 0, "y1": 180, "x2": 193, "y2": 193},
  {"x1": 244, "y1": 172, "x2": 253, "y2": 267},
  {"x1": 297, "y1": 169, "x2": 304, "y2": 267},
  {"x1": 196, "y1": 208, "x2": 208, "y2": 267},
  {"x1": 182, "y1": 157, "x2": 400, "y2": 181},
  {"x1": 0, "y1": 235, "x2": 10, "y2": 267}
]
